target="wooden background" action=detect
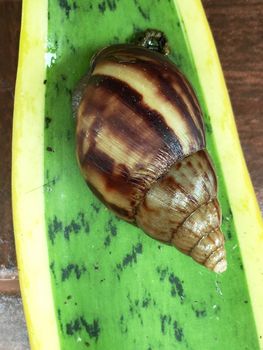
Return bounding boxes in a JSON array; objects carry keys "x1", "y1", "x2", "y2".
[{"x1": 0, "y1": 0, "x2": 262, "y2": 304}]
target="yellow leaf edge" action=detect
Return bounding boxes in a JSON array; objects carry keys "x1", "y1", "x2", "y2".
[{"x1": 12, "y1": 0, "x2": 60, "y2": 349}]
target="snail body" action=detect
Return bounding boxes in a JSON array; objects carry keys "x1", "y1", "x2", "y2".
[{"x1": 74, "y1": 31, "x2": 227, "y2": 273}]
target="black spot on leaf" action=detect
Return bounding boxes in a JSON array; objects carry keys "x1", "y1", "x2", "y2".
[
  {"x1": 73, "y1": 1, "x2": 78, "y2": 10},
  {"x1": 127, "y1": 293, "x2": 144, "y2": 325},
  {"x1": 173, "y1": 321, "x2": 184, "y2": 342},
  {"x1": 104, "y1": 235, "x2": 111, "y2": 247},
  {"x1": 91, "y1": 202, "x2": 100, "y2": 213},
  {"x1": 156, "y1": 267, "x2": 168, "y2": 282},
  {"x1": 226, "y1": 229, "x2": 232, "y2": 240},
  {"x1": 134, "y1": 0, "x2": 150, "y2": 20},
  {"x1": 224, "y1": 208, "x2": 233, "y2": 239},
  {"x1": 196, "y1": 309, "x2": 206, "y2": 317},
  {"x1": 48, "y1": 213, "x2": 90, "y2": 242},
  {"x1": 80, "y1": 317, "x2": 100, "y2": 341},
  {"x1": 66, "y1": 87, "x2": 72, "y2": 97},
  {"x1": 104, "y1": 218, "x2": 118, "y2": 247},
  {"x1": 66, "y1": 129, "x2": 72, "y2": 141},
  {"x1": 54, "y1": 82, "x2": 59, "y2": 94},
  {"x1": 98, "y1": 0, "x2": 117, "y2": 13},
  {"x1": 106, "y1": 0, "x2": 117, "y2": 11},
  {"x1": 61, "y1": 263, "x2": 87, "y2": 281},
  {"x1": 119, "y1": 315, "x2": 128, "y2": 333},
  {"x1": 192, "y1": 303, "x2": 207, "y2": 318},
  {"x1": 156, "y1": 268, "x2": 185, "y2": 302},
  {"x1": 117, "y1": 243, "x2": 143, "y2": 271},
  {"x1": 171, "y1": 286, "x2": 176, "y2": 297},
  {"x1": 48, "y1": 216, "x2": 63, "y2": 244},
  {"x1": 204, "y1": 121, "x2": 212, "y2": 134},
  {"x1": 57, "y1": 309, "x2": 64, "y2": 334},
  {"x1": 98, "y1": 1, "x2": 106, "y2": 13},
  {"x1": 169, "y1": 273, "x2": 185, "y2": 302},
  {"x1": 66, "y1": 317, "x2": 100, "y2": 342},
  {"x1": 59, "y1": 0, "x2": 71, "y2": 18},
  {"x1": 108, "y1": 218, "x2": 117, "y2": 236},
  {"x1": 77, "y1": 212, "x2": 90, "y2": 234},
  {"x1": 160, "y1": 315, "x2": 184, "y2": 343},
  {"x1": 50, "y1": 261, "x2": 57, "y2": 282},
  {"x1": 142, "y1": 297, "x2": 151, "y2": 308},
  {"x1": 70, "y1": 44, "x2": 76, "y2": 53},
  {"x1": 46, "y1": 146, "x2": 54, "y2": 152},
  {"x1": 141, "y1": 290, "x2": 152, "y2": 308},
  {"x1": 160, "y1": 314, "x2": 171, "y2": 334},
  {"x1": 64, "y1": 220, "x2": 81, "y2": 240},
  {"x1": 66, "y1": 318, "x2": 81, "y2": 335},
  {"x1": 45, "y1": 116, "x2": 52, "y2": 129}
]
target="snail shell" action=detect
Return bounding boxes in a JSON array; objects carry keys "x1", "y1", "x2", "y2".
[{"x1": 74, "y1": 43, "x2": 227, "y2": 273}]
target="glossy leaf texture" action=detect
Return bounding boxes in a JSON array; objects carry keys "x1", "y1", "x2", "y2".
[{"x1": 44, "y1": 1, "x2": 259, "y2": 349}]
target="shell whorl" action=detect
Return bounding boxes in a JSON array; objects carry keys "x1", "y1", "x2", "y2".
[
  {"x1": 75, "y1": 44, "x2": 226, "y2": 272},
  {"x1": 136, "y1": 150, "x2": 227, "y2": 273},
  {"x1": 76, "y1": 45, "x2": 205, "y2": 219}
]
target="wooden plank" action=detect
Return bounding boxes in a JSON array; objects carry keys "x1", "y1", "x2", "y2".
[{"x1": 0, "y1": 0, "x2": 22, "y2": 294}]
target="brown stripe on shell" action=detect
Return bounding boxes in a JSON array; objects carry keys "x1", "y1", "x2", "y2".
[
  {"x1": 81, "y1": 142, "x2": 149, "y2": 221},
  {"x1": 80, "y1": 76, "x2": 180, "y2": 163},
  {"x1": 94, "y1": 44, "x2": 205, "y2": 142},
  {"x1": 85, "y1": 146, "x2": 114, "y2": 176},
  {"x1": 79, "y1": 80, "x2": 165, "y2": 159},
  {"x1": 171, "y1": 68, "x2": 204, "y2": 132},
  {"x1": 88, "y1": 74, "x2": 184, "y2": 159},
  {"x1": 76, "y1": 129, "x2": 87, "y2": 166},
  {"x1": 121, "y1": 59, "x2": 204, "y2": 148},
  {"x1": 87, "y1": 182, "x2": 131, "y2": 220},
  {"x1": 76, "y1": 73, "x2": 189, "y2": 220},
  {"x1": 78, "y1": 74, "x2": 179, "y2": 174}
]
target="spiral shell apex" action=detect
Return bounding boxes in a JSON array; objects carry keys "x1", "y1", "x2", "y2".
[{"x1": 74, "y1": 40, "x2": 227, "y2": 273}]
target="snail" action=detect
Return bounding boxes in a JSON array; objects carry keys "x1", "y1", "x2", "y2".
[{"x1": 73, "y1": 29, "x2": 227, "y2": 273}]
